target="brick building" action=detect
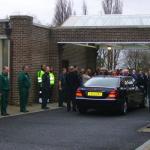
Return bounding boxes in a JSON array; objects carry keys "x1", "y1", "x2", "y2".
[{"x1": 0, "y1": 15, "x2": 150, "y2": 104}]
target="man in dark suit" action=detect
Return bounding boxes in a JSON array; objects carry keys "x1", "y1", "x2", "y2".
[
  {"x1": 41, "y1": 66, "x2": 50, "y2": 109},
  {"x1": 137, "y1": 71, "x2": 147, "y2": 97},
  {"x1": 147, "y1": 70, "x2": 150, "y2": 110},
  {"x1": 66, "y1": 66, "x2": 81, "y2": 112}
]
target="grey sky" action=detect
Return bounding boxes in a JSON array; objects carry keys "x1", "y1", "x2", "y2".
[{"x1": 0, "y1": 0, "x2": 150, "y2": 25}]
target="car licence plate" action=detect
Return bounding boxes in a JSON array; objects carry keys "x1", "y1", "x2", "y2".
[{"x1": 87, "y1": 92, "x2": 103, "y2": 97}]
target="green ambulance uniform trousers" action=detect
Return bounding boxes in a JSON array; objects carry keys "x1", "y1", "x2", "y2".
[
  {"x1": 19, "y1": 88, "x2": 29, "y2": 112},
  {"x1": 1, "y1": 90, "x2": 9, "y2": 115}
]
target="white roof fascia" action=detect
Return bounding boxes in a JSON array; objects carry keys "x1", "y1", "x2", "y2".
[
  {"x1": 0, "y1": 35, "x2": 8, "y2": 39},
  {"x1": 0, "y1": 19, "x2": 9, "y2": 22}
]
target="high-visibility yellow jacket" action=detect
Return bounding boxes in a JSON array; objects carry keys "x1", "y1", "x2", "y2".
[
  {"x1": 37, "y1": 70, "x2": 45, "y2": 84},
  {"x1": 49, "y1": 72, "x2": 55, "y2": 86}
]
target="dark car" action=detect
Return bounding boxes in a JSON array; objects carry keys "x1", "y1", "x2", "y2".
[{"x1": 75, "y1": 76, "x2": 145, "y2": 115}]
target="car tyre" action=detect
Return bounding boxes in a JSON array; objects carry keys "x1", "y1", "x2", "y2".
[
  {"x1": 139, "y1": 97, "x2": 147, "y2": 108},
  {"x1": 78, "y1": 107, "x2": 87, "y2": 114},
  {"x1": 119, "y1": 101, "x2": 128, "y2": 115}
]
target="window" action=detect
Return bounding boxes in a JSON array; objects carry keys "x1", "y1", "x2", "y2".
[
  {"x1": 0, "y1": 39, "x2": 9, "y2": 73},
  {"x1": 84, "y1": 77, "x2": 120, "y2": 88}
]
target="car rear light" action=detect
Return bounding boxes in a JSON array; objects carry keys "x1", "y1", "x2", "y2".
[
  {"x1": 108, "y1": 90, "x2": 119, "y2": 99},
  {"x1": 76, "y1": 89, "x2": 83, "y2": 97}
]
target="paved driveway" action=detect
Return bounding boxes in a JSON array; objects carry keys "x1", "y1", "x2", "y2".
[{"x1": 0, "y1": 108, "x2": 149, "y2": 150}]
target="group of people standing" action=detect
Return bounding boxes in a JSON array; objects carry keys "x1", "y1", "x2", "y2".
[
  {"x1": 58, "y1": 66, "x2": 150, "y2": 111},
  {"x1": 0, "y1": 65, "x2": 31, "y2": 116},
  {"x1": 0, "y1": 64, "x2": 150, "y2": 116}
]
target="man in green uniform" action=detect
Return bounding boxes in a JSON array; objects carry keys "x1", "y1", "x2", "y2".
[
  {"x1": 0, "y1": 66, "x2": 10, "y2": 116},
  {"x1": 18, "y1": 65, "x2": 31, "y2": 112}
]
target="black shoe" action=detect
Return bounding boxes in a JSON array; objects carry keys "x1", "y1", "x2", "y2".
[
  {"x1": 42, "y1": 107, "x2": 49, "y2": 110},
  {"x1": 72, "y1": 108, "x2": 77, "y2": 112},
  {"x1": 67, "y1": 108, "x2": 71, "y2": 112},
  {"x1": 21, "y1": 110, "x2": 29, "y2": 113},
  {"x1": 45, "y1": 107, "x2": 49, "y2": 109},
  {"x1": 59, "y1": 105, "x2": 65, "y2": 107},
  {"x1": 1, "y1": 113, "x2": 10, "y2": 116},
  {"x1": 24, "y1": 110, "x2": 29, "y2": 113}
]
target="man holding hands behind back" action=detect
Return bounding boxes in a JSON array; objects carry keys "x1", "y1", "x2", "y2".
[{"x1": 18, "y1": 65, "x2": 31, "y2": 113}]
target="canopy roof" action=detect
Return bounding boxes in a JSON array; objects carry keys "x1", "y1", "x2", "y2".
[{"x1": 61, "y1": 15, "x2": 150, "y2": 28}]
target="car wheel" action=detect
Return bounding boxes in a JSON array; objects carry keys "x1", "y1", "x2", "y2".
[
  {"x1": 139, "y1": 96, "x2": 147, "y2": 108},
  {"x1": 139, "y1": 100, "x2": 146, "y2": 108},
  {"x1": 119, "y1": 101, "x2": 128, "y2": 115},
  {"x1": 78, "y1": 107, "x2": 87, "y2": 114}
]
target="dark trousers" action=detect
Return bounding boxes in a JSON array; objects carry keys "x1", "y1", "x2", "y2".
[
  {"x1": 58, "y1": 89, "x2": 66, "y2": 106},
  {"x1": 67, "y1": 90, "x2": 76, "y2": 111},
  {"x1": 19, "y1": 88, "x2": 29, "y2": 112},
  {"x1": 42, "y1": 89, "x2": 49, "y2": 108},
  {"x1": 37, "y1": 85, "x2": 42, "y2": 103},
  {"x1": 148, "y1": 88, "x2": 150, "y2": 110},
  {"x1": 49, "y1": 86, "x2": 54, "y2": 102},
  {"x1": 1, "y1": 90, "x2": 9, "y2": 114}
]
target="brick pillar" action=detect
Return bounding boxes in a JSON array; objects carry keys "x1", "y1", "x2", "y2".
[
  {"x1": 58, "y1": 44, "x2": 64, "y2": 72},
  {"x1": 49, "y1": 38, "x2": 59, "y2": 102},
  {"x1": 10, "y1": 16, "x2": 33, "y2": 104}
]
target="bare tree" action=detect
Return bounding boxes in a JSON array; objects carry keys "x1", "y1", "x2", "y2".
[
  {"x1": 102, "y1": 0, "x2": 113, "y2": 14},
  {"x1": 124, "y1": 50, "x2": 150, "y2": 70},
  {"x1": 53, "y1": 0, "x2": 73, "y2": 26},
  {"x1": 97, "y1": 49, "x2": 108, "y2": 68},
  {"x1": 124, "y1": 49, "x2": 150, "y2": 70},
  {"x1": 113, "y1": 49, "x2": 121, "y2": 69},
  {"x1": 97, "y1": 47, "x2": 121, "y2": 70},
  {"x1": 124, "y1": 50, "x2": 141, "y2": 70},
  {"x1": 113, "y1": 0, "x2": 123, "y2": 14},
  {"x1": 82, "y1": 0, "x2": 88, "y2": 15},
  {"x1": 102, "y1": 0, "x2": 123, "y2": 14},
  {"x1": 98, "y1": 0, "x2": 123, "y2": 70}
]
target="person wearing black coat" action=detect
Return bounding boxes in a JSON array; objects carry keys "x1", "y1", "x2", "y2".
[
  {"x1": 41, "y1": 66, "x2": 50, "y2": 109},
  {"x1": 147, "y1": 70, "x2": 150, "y2": 104},
  {"x1": 137, "y1": 71, "x2": 147, "y2": 97},
  {"x1": 66, "y1": 66, "x2": 81, "y2": 112}
]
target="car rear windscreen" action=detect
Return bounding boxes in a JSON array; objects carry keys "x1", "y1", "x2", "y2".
[{"x1": 84, "y1": 77, "x2": 120, "y2": 87}]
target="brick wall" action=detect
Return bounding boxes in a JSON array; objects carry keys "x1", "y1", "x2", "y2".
[
  {"x1": 31, "y1": 25, "x2": 50, "y2": 102},
  {"x1": 51, "y1": 28, "x2": 150, "y2": 42},
  {"x1": 62, "y1": 44, "x2": 87, "y2": 68},
  {"x1": 62, "y1": 44, "x2": 97, "y2": 69},
  {"x1": 9, "y1": 16, "x2": 50, "y2": 104},
  {"x1": 1, "y1": 16, "x2": 150, "y2": 104},
  {"x1": 10, "y1": 16, "x2": 33, "y2": 104}
]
